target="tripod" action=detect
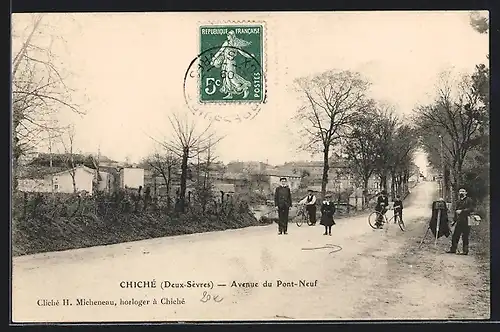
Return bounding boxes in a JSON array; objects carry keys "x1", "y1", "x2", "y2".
[{"x1": 419, "y1": 206, "x2": 450, "y2": 249}]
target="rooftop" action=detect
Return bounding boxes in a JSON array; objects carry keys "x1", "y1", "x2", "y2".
[{"x1": 18, "y1": 164, "x2": 96, "y2": 179}]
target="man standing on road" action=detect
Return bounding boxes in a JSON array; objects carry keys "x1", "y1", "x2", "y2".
[
  {"x1": 447, "y1": 188, "x2": 474, "y2": 255},
  {"x1": 275, "y1": 177, "x2": 292, "y2": 235}
]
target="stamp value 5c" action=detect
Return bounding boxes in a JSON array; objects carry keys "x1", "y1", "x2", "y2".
[{"x1": 199, "y1": 25, "x2": 264, "y2": 103}]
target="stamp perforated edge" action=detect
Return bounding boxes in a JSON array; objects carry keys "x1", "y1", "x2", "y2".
[{"x1": 195, "y1": 20, "x2": 268, "y2": 106}]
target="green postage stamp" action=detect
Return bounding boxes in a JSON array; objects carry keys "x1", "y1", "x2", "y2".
[{"x1": 199, "y1": 24, "x2": 264, "y2": 103}]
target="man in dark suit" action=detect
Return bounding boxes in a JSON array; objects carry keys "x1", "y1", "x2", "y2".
[
  {"x1": 447, "y1": 188, "x2": 474, "y2": 255},
  {"x1": 374, "y1": 190, "x2": 389, "y2": 228},
  {"x1": 274, "y1": 177, "x2": 292, "y2": 235}
]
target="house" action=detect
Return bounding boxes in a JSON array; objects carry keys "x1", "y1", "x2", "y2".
[
  {"x1": 213, "y1": 183, "x2": 235, "y2": 194},
  {"x1": 266, "y1": 169, "x2": 302, "y2": 192},
  {"x1": 212, "y1": 172, "x2": 248, "y2": 192},
  {"x1": 96, "y1": 170, "x2": 115, "y2": 193},
  {"x1": 18, "y1": 164, "x2": 95, "y2": 194},
  {"x1": 119, "y1": 167, "x2": 144, "y2": 189},
  {"x1": 52, "y1": 165, "x2": 95, "y2": 193}
]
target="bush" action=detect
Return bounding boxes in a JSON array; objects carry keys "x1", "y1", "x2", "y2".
[
  {"x1": 471, "y1": 198, "x2": 490, "y2": 259},
  {"x1": 11, "y1": 189, "x2": 262, "y2": 256}
]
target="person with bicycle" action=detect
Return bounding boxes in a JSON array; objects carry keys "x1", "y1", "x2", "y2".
[
  {"x1": 374, "y1": 190, "x2": 389, "y2": 228},
  {"x1": 298, "y1": 189, "x2": 317, "y2": 226},
  {"x1": 393, "y1": 194, "x2": 403, "y2": 224}
]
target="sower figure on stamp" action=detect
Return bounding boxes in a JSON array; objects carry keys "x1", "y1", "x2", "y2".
[
  {"x1": 446, "y1": 188, "x2": 474, "y2": 255},
  {"x1": 274, "y1": 177, "x2": 292, "y2": 235},
  {"x1": 210, "y1": 30, "x2": 253, "y2": 100}
]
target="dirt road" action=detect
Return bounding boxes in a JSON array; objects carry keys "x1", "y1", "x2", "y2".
[{"x1": 11, "y1": 181, "x2": 490, "y2": 322}]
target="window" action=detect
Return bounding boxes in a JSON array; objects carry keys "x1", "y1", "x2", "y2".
[{"x1": 54, "y1": 184, "x2": 59, "y2": 191}]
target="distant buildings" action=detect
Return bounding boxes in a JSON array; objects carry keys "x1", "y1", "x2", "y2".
[
  {"x1": 16, "y1": 153, "x2": 146, "y2": 195},
  {"x1": 18, "y1": 165, "x2": 95, "y2": 194},
  {"x1": 119, "y1": 167, "x2": 144, "y2": 189},
  {"x1": 16, "y1": 152, "x2": 416, "y2": 201}
]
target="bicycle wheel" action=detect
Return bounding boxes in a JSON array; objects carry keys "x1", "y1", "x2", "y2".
[
  {"x1": 398, "y1": 216, "x2": 406, "y2": 231},
  {"x1": 296, "y1": 213, "x2": 304, "y2": 227},
  {"x1": 368, "y1": 211, "x2": 383, "y2": 229},
  {"x1": 306, "y1": 213, "x2": 314, "y2": 226}
]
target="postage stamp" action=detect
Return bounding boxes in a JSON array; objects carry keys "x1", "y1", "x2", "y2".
[
  {"x1": 199, "y1": 25, "x2": 264, "y2": 103},
  {"x1": 183, "y1": 22, "x2": 267, "y2": 122}
]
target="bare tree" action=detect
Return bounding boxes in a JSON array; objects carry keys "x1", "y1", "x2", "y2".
[
  {"x1": 293, "y1": 69, "x2": 372, "y2": 199},
  {"x1": 144, "y1": 151, "x2": 179, "y2": 201},
  {"x1": 89, "y1": 145, "x2": 102, "y2": 193},
  {"x1": 202, "y1": 140, "x2": 215, "y2": 189},
  {"x1": 12, "y1": 14, "x2": 85, "y2": 191},
  {"x1": 152, "y1": 113, "x2": 223, "y2": 212},
  {"x1": 60, "y1": 125, "x2": 77, "y2": 193}
]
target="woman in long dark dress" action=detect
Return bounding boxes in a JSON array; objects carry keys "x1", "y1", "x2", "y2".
[{"x1": 320, "y1": 198, "x2": 336, "y2": 235}]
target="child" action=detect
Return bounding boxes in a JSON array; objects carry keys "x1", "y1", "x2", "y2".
[
  {"x1": 393, "y1": 194, "x2": 403, "y2": 224},
  {"x1": 320, "y1": 197, "x2": 336, "y2": 235}
]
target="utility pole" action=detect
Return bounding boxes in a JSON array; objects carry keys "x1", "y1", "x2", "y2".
[{"x1": 438, "y1": 135, "x2": 445, "y2": 199}]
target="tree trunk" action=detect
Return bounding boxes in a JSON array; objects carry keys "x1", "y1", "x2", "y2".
[
  {"x1": 321, "y1": 148, "x2": 330, "y2": 200},
  {"x1": 12, "y1": 132, "x2": 21, "y2": 192},
  {"x1": 12, "y1": 151, "x2": 19, "y2": 193},
  {"x1": 404, "y1": 170, "x2": 409, "y2": 194},
  {"x1": 179, "y1": 147, "x2": 189, "y2": 213},
  {"x1": 153, "y1": 175, "x2": 157, "y2": 198},
  {"x1": 390, "y1": 171, "x2": 396, "y2": 197},
  {"x1": 362, "y1": 177, "x2": 369, "y2": 209},
  {"x1": 450, "y1": 161, "x2": 464, "y2": 211},
  {"x1": 166, "y1": 166, "x2": 172, "y2": 199},
  {"x1": 71, "y1": 172, "x2": 77, "y2": 193},
  {"x1": 379, "y1": 173, "x2": 387, "y2": 192},
  {"x1": 399, "y1": 172, "x2": 404, "y2": 195},
  {"x1": 444, "y1": 164, "x2": 451, "y2": 201}
]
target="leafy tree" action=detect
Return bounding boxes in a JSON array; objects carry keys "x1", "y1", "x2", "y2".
[
  {"x1": 469, "y1": 11, "x2": 489, "y2": 34},
  {"x1": 414, "y1": 67, "x2": 488, "y2": 207},
  {"x1": 344, "y1": 111, "x2": 379, "y2": 207}
]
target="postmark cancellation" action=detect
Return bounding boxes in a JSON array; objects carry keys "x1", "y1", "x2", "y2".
[{"x1": 183, "y1": 21, "x2": 267, "y2": 122}]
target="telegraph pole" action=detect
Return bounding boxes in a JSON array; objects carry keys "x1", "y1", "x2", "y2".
[{"x1": 438, "y1": 135, "x2": 445, "y2": 200}]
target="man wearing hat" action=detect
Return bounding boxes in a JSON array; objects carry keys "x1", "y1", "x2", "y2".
[
  {"x1": 298, "y1": 189, "x2": 317, "y2": 226},
  {"x1": 274, "y1": 177, "x2": 292, "y2": 235},
  {"x1": 374, "y1": 190, "x2": 389, "y2": 228},
  {"x1": 447, "y1": 188, "x2": 474, "y2": 255}
]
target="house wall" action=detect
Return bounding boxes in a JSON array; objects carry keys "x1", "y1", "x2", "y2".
[
  {"x1": 120, "y1": 168, "x2": 144, "y2": 189},
  {"x1": 52, "y1": 167, "x2": 94, "y2": 193},
  {"x1": 97, "y1": 171, "x2": 114, "y2": 193}
]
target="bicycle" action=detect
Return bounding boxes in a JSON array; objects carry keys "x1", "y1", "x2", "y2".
[
  {"x1": 389, "y1": 209, "x2": 405, "y2": 231},
  {"x1": 368, "y1": 208, "x2": 405, "y2": 231},
  {"x1": 295, "y1": 205, "x2": 314, "y2": 227}
]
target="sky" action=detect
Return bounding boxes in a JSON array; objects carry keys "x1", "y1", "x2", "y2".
[{"x1": 12, "y1": 11, "x2": 489, "y2": 170}]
